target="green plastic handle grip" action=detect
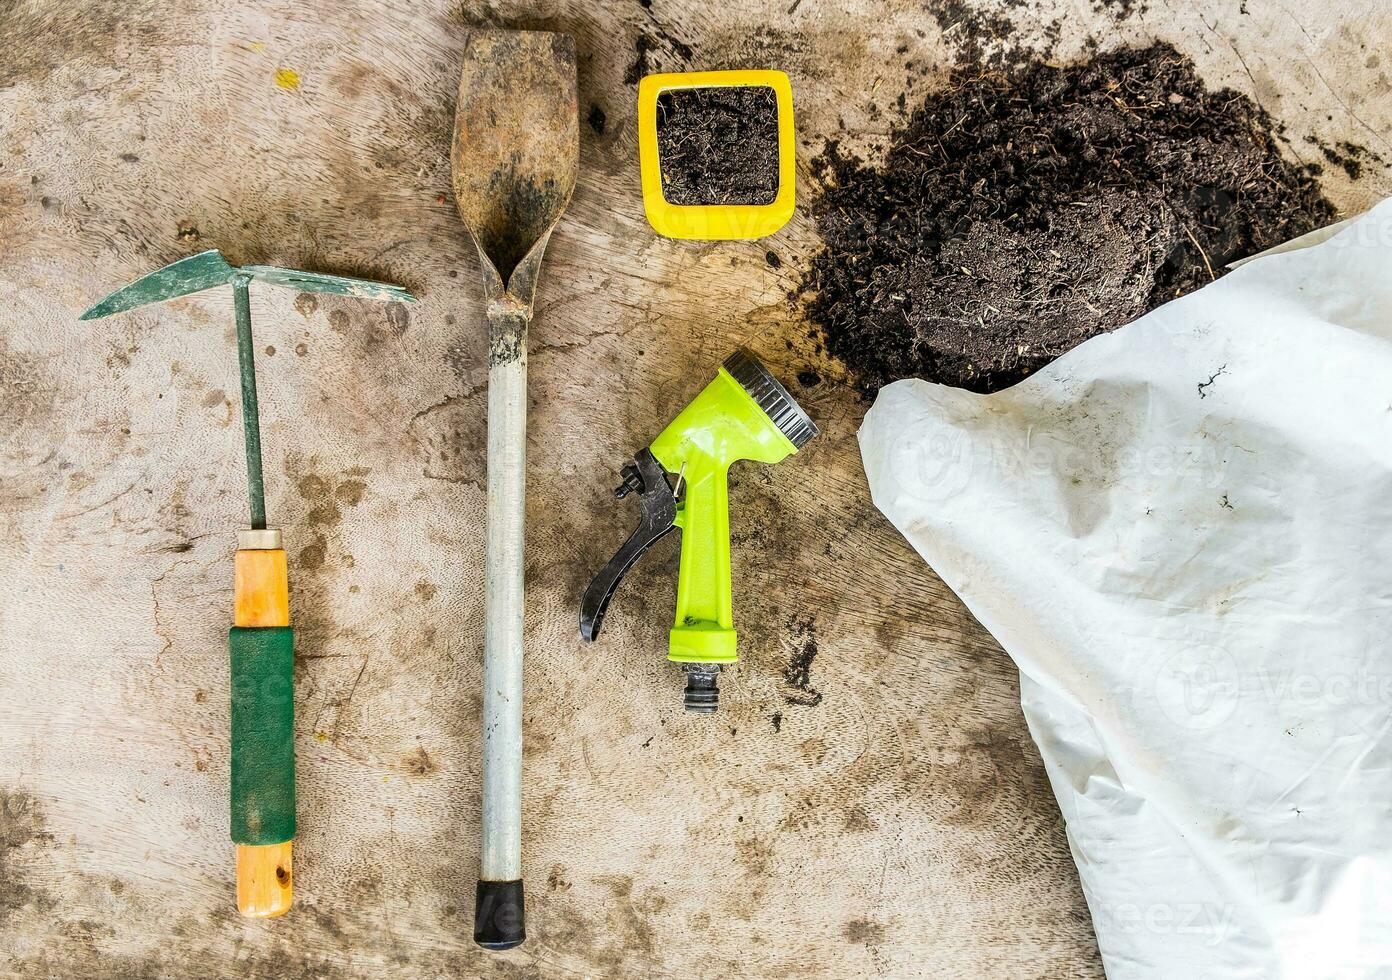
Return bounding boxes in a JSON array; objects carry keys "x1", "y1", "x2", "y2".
[
  {"x1": 229, "y1": 626, "x2": 296, "y2": 845},
  {"x1": 649, "y1": 366, "x2": 799, "y2": 664}
]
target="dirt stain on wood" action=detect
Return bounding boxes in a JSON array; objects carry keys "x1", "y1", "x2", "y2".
[{"x1": 782, "y1": 615, "x2": 823, "y2": 707}]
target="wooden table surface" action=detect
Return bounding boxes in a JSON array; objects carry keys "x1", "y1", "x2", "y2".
[{"x1": 1, "y1": 0, "x2": 1387, "y2": 975}]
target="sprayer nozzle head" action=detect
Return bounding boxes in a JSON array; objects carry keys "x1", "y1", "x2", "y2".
[
  {"x1": 722, "y1": 348, "x2": 819, "y2": 450},
  {"x1": 682, "y1": 665, "x2": 721, "y2": 713}
]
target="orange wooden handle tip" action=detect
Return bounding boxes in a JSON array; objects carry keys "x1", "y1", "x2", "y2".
[
  {"x1": 237, "y1": 841, "x2": 293, "y2": 917},
  {"x1": 234, "y1": 548, "x2": 289, "y2": 628}
]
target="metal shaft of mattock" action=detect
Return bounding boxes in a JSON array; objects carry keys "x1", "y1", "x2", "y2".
[{"x1": 232, "y1": 274, "x2": 268, "y2": 530}]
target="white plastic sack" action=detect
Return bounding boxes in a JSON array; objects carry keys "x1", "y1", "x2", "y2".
[{"x1": 860, "y1": 200, "x2": 1392, "y2": 978}]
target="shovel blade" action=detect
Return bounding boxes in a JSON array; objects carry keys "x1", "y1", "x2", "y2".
[
  {"x1": 451, "y1": 30, "x2": 578, "y2": 290},
  {"x1": 80, "y1": 249, "x2": 238, "y2": 319}
]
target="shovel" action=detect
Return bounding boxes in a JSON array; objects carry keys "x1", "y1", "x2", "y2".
[{"x1": 451, "y1": 29, "x2": 578, "y2": 950}]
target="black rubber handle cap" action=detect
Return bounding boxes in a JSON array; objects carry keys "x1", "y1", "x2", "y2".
[{"x1": 474, "y1": 879, "x2": 525, "y2": 950}]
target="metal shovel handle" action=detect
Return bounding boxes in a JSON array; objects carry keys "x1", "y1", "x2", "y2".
[{"x1": 475, "y1": 309, "x2": 530, "y2": 950}]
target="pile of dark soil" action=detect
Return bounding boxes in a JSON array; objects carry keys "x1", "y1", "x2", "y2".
[
  {"x1": 656, "y1": 86, "x2": 780, "y2": 205},
  {"x1": 800, "y1": 43, "x2": 1338, "y2": 395}
]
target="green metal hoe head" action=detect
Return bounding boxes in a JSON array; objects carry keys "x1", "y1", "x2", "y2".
[
  {"x1": 79, "y1": 249, "x2": 414, "y2": 319},
  {"x1": 79, "y1": 249, "x2": 414, "y2": 532}
]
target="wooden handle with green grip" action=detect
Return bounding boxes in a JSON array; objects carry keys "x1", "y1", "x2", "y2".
[{"x1": 230, "y1": 530, "x2": 295, "y2": 917}]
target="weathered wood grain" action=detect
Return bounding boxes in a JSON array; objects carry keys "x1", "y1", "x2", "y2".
[{"x1": 1, "y1": 0, "x2": 1388, "y2": 975}]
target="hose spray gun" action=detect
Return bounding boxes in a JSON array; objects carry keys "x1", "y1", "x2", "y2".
[{"x1": 580, "y1": 348, "x2": 818, "y2": 711}]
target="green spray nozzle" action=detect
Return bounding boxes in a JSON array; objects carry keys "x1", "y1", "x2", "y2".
[{"x1": 579, "y1": 348, "x2": 817, "y2": 712}]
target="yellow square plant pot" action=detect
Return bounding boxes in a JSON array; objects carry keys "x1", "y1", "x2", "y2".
[{"x1": 638, "y1": 69, "x2": 796, "y2": 240}]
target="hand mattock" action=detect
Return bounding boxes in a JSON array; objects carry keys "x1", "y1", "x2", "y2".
[
  {"x1": 451, "y1": 30, "x2": 579, "y2": 949},
  {"x1": 81, "y1": 251, "x2": 412, "y2": 917}
]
